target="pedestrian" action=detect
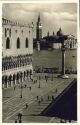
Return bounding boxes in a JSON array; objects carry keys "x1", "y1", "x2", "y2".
[
  {"x1": 69, "y1": 119, "x2": 71, "y2": 123},
  {"x1": 60, "y1": 119, "x2": 63, "y2": 123},
  {"x1": 52, "y1": 95, "x2": 54, "y2": 100},
  {"x1": 14, "y1": 86, "x2": 15, "y2": 90},
  {"x1": 29, "y1": 86, "x2": 31, "y2": 90},
  {"x1": 15, "y1": 119, "x2": 17, "y2": 123},
  {"x1": 46, "y1": 79, "x2": 47, "y2": 82},
  {"x1": 45, "y1": 75, "x2": 46, "y2": 80},
  {"x1": 38, "y1": 100, "x2": 41, "y2": 105},
  {"x1": 34, "y1": 80, "x2": 35, "y2": 84},
  {"x1": 25, "y1": 84, "x2": 27, "y2": 88},
  {"x1": 55, "y1": 88, "x2": 57, "y2": 93},
  {"x1": 64, "y1": 119, "x2": 67, "y2": 123},
  {"x1": 38, "y1": 83, "x2": 40, "y2": 88},
  {"x1": 45, "y1": 76, "x2": 48, "y2": 82},
  {"x1": 37, "y1": 96, "x2": 39, "y2": 100},
  {"x1": 48, "y1": 95, "x2": 50, "y2": 100},
  {"x1": 18, "y1": 113, "x2": 22, "y2": 121},
  {"x1": 41, "y1": 97, "x2": 43, "y2": 101},
  {"x1": 19, "y1": 119, "x2": 22, "y2": 123},
  {"x1": 36, "y1": 80, "x2": 37, "y2": 83},
  {"x1": 26, "y1": 103, "x2": 28, "y2": 109}
]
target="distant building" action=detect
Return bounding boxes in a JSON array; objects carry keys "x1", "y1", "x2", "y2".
[
  {"x1": 43, "y1": 29, "x2": 62, "y2": 50},
  {"x1": 2, "y1": 18, "x2": 33, "y2": 88},
  {"x1": 65, "y1": 35, "x2": 77, "y2": 49},
  {"x1": 34, "y1": 15, "x2": 77, "y2": 50}
]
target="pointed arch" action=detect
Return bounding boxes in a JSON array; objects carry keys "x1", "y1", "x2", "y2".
[
  {"x1": 25, "y1": 37, "x2": 28, "y2": 48},
  {"x1": 6, "y1": 37, "x2": 10, "y2": 49},
  {"x1": 17, "y1": 37, "x2": 20, "y2": 49}
]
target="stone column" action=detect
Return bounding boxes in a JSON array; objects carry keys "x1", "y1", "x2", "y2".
[
  {"x1": 4, "y1": 76, "x2": 8, "y2": 88},
  {"x1": 61, "y1": 42, "x2": 68, "y2": 78},
  {"x1": 2, "y1": 76, "x2": 4, "y2": 89},
  {"x1": 37, "y1": 41, "x2": 40, "y2": 51},
  {"x1": 2, "y1": 83, "x2": 4, "y2": 89},
  {"x1": 62, "y1": 42, "x2": 65, "y2": 75}
]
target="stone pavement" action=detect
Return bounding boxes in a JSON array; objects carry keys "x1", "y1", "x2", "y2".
[{"x1": 2, "y1": 73, "x2": 76, "y2": 123}]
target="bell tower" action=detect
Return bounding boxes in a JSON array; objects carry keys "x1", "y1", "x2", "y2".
[{"x1": 36, "y1": 14, "x2": 42, "y2": 41}]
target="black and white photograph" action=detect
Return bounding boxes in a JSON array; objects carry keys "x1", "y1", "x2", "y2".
[{"x1": 2, "y1": 2, "x2": 77, "y2": 123}]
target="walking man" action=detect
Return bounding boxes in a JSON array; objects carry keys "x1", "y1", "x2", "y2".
[
  {"x1": 52, "y1": 95, "x2": 55, "y2": 101},
  {"x1": 41, "y1": 96, "x2": 43, "y2": 101},
  {"x1": 37, "y1": 96, "x2": 39, "y2": 100},
  {"x1": 26, "y1": 103, "x2": 28, "y2": 109},
  {"x1": 38, "y1": 100, "x2": 41, "y2": 105},
  {"x1": 29, "y1": 86, "x2": 31, "y2": 91},
  {"x1": 14, "y1": 86, "x2": 15, "y2": 90},
  {"x1": 18, "y1": 113, "x2": 22, "y2": 123},
  {"x1": 15, "y1": 119, "x2": 17, "y2": 123},
  {"x1": 48, "y1": 95, "x2": 50, "y2": 101},
  {"x1": 55, "y1": 88, "x2": 58, "y2": 93},
  {"x1": 25, "y1": 84, "x2": 27, "y2": 88}
]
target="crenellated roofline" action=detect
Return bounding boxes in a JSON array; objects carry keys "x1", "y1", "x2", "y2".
[{"x1": 2, "y1": 18, "x2": 34, "y2": 28}]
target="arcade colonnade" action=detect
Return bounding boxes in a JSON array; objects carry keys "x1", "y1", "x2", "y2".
[{"x1": 2, "y1": 54, "x2": 33, "y2": 88}]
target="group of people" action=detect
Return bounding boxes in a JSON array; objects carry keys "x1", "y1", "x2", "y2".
[
  {"x1": 36, "y1": 93, "x2": 57, "y2": 105},
  {"x1": 2, "y1": 55, "x2": 32, "y2": 71},
  {"x1": 2, "y1": 69, "x2": 33, "y2": 88},
  {"x1": 34, "y1": 66, "x2": 58, "y2": 74}
]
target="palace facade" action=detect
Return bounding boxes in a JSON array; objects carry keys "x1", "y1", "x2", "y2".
[
  {"x1": 2, "y1": 18, "x2": 33, "y2": 88},
  {"x1": 65, "y1": 35, "x2": 77, "y2": 49}
]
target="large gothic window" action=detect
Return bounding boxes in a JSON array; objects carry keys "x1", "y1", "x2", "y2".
[
  {"x1": 17, "y1": 37, "x2": 20, "y2": 49},
  {"x1": 25, "y1": 38, "x2": 28, "y2": 48},
  {"x1": 6, "y1": 37, "x2": 10, "y2": 49}
]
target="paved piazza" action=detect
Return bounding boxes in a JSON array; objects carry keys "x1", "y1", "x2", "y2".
[{"x1": 2, "y1": 73, "x2": 76, "y2": 123}]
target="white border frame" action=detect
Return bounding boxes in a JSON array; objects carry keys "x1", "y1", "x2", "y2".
[{"x1": 0, "y1": 0, "x2": 79, "y2": 125}]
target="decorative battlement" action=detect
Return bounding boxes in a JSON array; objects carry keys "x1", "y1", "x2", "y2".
[{"x1": 2, "y1": 18, "x2": 28, "y2": 27}]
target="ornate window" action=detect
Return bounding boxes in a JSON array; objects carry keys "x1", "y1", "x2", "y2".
[
  {"x1": 6, "y1": 37, "x2": 10, "y2": 49},
  {"x1": 17, "y1": 37, "x2": 20, "y2": 49},
  {"x1": 25, "y1": 38, "x2": 28, "y2": 48}
]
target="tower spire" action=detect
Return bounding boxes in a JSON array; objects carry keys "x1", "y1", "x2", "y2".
[
  {"x1": 36, "y1": 13, "x2": 42, "y2": 40},
  {"x1": 38, "y1": 13, "x2": 40, "y2": 22}
]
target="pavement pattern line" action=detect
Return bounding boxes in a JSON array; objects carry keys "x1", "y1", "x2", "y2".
[
  {"x1": 2, "y1": 78, "x2": 70, "y2": 117},
  {"x1": 3, "y1": 78, "x2": 73, "y2": 123},
  {"x1": 19, "y1": 80, "x2": 74, "y2": 123},
  {"x1": 3, "y1": 80, "x2": 63, "y2": 121}
]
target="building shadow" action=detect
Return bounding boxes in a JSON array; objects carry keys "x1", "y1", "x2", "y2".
[{"x1": 40, "y1": 79, "x2": 77, "y2": 121}]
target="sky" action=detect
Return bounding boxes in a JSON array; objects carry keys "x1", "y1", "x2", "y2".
[{"x1": 2, "y1": 3, "x2": 77, "y2": 37}]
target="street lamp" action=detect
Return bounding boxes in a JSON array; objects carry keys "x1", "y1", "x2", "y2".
[
  {"x1": 38, "y1": 75, "x2": 41, "y2": 88},
  {"x1": 20, "y1": 84, "x2": 23, "y2": 98},
  {"x1": 51, "y1": 71, "x2": 53, "y2": 81}
]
